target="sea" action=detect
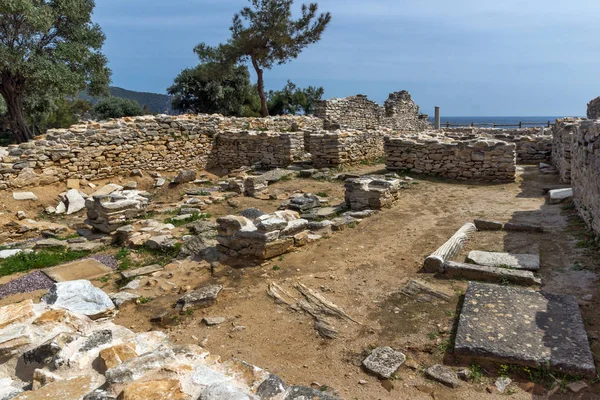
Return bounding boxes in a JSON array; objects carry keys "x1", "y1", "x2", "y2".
[{"x1": 427, "y1": 116, "x2": 576, "y2": 128}]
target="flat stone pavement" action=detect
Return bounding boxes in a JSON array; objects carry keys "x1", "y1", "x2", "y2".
[
  {"x1": 43, "y1": 259, "x2": 113, "y2": 282},
  {"x1": 455, "y1": 281, "x2": 596, "y2": 378}
]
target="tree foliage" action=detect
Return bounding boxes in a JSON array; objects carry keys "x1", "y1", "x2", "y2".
[
  {"x1": 267, "y1": 80, "x2": 324, "y2": 115},
  {"x1": 195, "y1": 0, "x2": 331, "y2": 117},
  {"x1": 0, "y1": 0, "x2": 110, "y2": 142},
  {"x1": 93, "y1": 97, "x2": 143, "y2": 120},
  {"x1": 168, "y1": 63, "x2": 256, "y2": 116}
]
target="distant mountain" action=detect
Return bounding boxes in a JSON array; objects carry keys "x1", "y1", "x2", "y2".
[{"x1": 80, "y1": 86, "x2": 174, "y2": 114}]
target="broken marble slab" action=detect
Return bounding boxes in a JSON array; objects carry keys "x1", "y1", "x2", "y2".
[
  {"x1": 466, "y1": 250, "x2": 540, "y2": 271},
  {"x1": 442, "y1": 261, "x2": 540, "y2": 286},
  {"x1": 455, "y1": 281, "x2": 596, "y2": 378},
  {"x1": 547, "y1": 188, "x2": 573, "y2": 205}
]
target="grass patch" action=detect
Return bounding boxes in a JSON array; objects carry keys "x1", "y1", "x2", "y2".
[
  {"x1": 136, "y1": 296, "x2": 153, "y2": 305},
  {"x1": 470, "y1": 363, "x2": 485, "y2": 382},
  {"x1": 272, "y1": 265, "x2": 281, "y2": 271},
  {"x1": 316, "y1": 192, "x2": 329, "y2": 198},
  {"x1": 115, "y1": 248, "x2": 132, "y2": 271},
  {"x1": 165, "y1": 213, "x2": 211, "y2": 227},
  {"x1": 0, "y1": 249, "x2": 90, "y2": 277}
]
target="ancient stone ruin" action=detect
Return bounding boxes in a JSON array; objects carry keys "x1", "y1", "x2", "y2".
[
  {"x1": 344, "y1": 175, "x2": 406, "y2": 210},
  {"x1": 216, "y1": 210, "x2": 310, "y2": 260},
  {"x1": 314, "y1": 90, "x2": 430, "y2": 131},
  {"x1": 385, "y1": 132, "x2": 517, "y2": 182},
  {"x1": 552, "y1": 117, "x2": 600, "y2": 235}
]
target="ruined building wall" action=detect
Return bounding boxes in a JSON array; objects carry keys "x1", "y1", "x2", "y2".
[
  {"x1": 0, "y1": 114, "x2": 322, "y2": 189},
  {"x1": 587, "y1": 97, "x2": 600, "y2": 120},
  {"x1": 384, "y1": 132, "x2": 517, "y2": 182},
  {"x1": 215, "y1": 131, "x2": 305, "y2": 169},
  {"x1": 571, "y1": 120, "x2": 600, "y2": 235},
  {"x1": 443, "y1": 127, "x2": 553, "y2": 164},
  {"x1": 309, "y1": 129, "x2": 390, "y2": 168},
  {"x1": 551, "y1": 118, "x2": 582, "y2": 183},
  {"x1": 314, "y1": 91, "x2": 431, "y2": 131}
]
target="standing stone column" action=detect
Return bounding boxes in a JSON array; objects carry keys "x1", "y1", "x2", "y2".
[{"x1": 434, "y1": 106, "x2": 441, "y2": 130}]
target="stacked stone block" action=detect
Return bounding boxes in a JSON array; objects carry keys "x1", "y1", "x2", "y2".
[
  {"x1": 314, "y1": 91, "x2": 430, "y2": 131},
  {"x1": 444, "y1": 127, "x2": 553, "y2": 164},
  {"x1": 216, "y1": 130, "x2": 305, "y2": 169},
  {"x1": 570, "y1": 120, "x2": 600, "y2": 235},
  {"x1": 344, "y1": 176, "x2": 406, "y2": 210},
  {"x1": 551, "y1": 118, "x2": 582, "y2": 183},
  {"x1": 0, "y1": 114, "x2": 322, "y2": 190},
  {"x1": 309, "y1": 129, "x2": 390, "y2": 168},
  {"x1": 216, "y1": 210, "x2": 309, "y2": 260},
  {"x1": 85, "y1": 190, "x2": 151, "y2": 233},
  {"x1": 384, "y1": 132, "x2": 517, "y2": 182}
]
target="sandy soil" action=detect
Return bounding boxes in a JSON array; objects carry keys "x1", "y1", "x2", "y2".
[{"x1": 2, "y1": 165, "x2": 599, "y2": 399}]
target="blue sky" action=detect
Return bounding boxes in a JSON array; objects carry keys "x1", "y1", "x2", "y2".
[{"x1": 93, "y1": 0, "x2": 600, "y2": 116}]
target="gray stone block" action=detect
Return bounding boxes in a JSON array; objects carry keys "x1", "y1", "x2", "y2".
[{"x1": 455, "y1": 282, "x2": 596, "y2": 378}]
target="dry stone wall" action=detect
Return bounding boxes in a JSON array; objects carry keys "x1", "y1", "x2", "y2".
[
  {"x1": 443, "y1": 127, "x2": 553, "y2": 164},
  {"x1": 571, "y1": 120, "x2": 600, "y2": 235},
  {"x1": 553, "y1": 118, "x2": 600, "y2": 235},
  {"x1": 216, "y1": 131, "x2": 305, "y2": 169},
  {"x1": 551, "y1": 118, "x2": 582, "y2": 183},
  {"x1": 384, "y1": 132, "x2": 517, "y2": 182},
  {"x1": 314, "y1": 90, "x2": 430, "y2": 131},
  {"x1": 309, "y1": 129, "x2": 391, "y2": 168},
  {"x1": 0, "y1": 114, "x2": 322, "y2": 189}
]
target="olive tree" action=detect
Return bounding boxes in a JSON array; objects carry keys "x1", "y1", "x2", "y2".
[{"x1": 0, "y1": 0, "x2": 110, "y2": 142}]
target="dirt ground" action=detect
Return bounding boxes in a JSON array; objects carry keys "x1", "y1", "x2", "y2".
[{"x1": 2, "y1": 165, "x2": 599, "y2": 399}]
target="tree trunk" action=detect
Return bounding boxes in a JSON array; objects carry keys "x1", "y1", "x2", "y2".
[
  {"x1": 251, "y1": 57, "x2": 269, "y2": 117},
  {"x1": 0, "y1": 73, "x2": 34, "y2": 143}
]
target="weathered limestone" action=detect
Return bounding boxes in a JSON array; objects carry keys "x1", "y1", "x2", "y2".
[
  {"x1": 216, "y1": 131, "x2": 305, "y2": 169},
  {"x1": 13, "y1": 192, "x2": 38, "y2": 201},
  {"x1": 425, "y1": 365, "x2": 460, "y2": 388},
  {"x1": 344, "y1": 175, "x2": 405, "y2": 210},
  {"x1": 455, "y1": 282, "x2": 596, "y2": 378},
  {"x1": 0, "y1": 114, "x2": 322, "y2": 190},
  {"x1": 314, "y1": 91, "x2": 430, "y2": 131},
  {"x1": 216, "y1": 211, "x2": 310, "y2": 260},
  {"x1": 552, "y1": 118, "x2": 600, "y2": 234},
  {"x1": 309, "y1": 129, "x2": 389, "y2": 168},
  {"x1": 443, "y1": 127, "x2": 553, "y2": 164},
  {"x1": 0, "y1": 298, "x2": 329, "y2": 399},
  {"x1": 587, "y1": 96, "x2": 600, "y2": 119},
  {"x1": 551, "y1": 118, "x2": 581, "y2": 183},
  {"x1": 385, "y1": 133, "x2": 517, "y2": 182},
  {"x1": 442, "y1": 261, "x2": 540, "y2": 286},
  {"x1": 85, "y1": 188, "x2": 151, "y2": 233},
  {"x1": 42, "y1": 280, "x2": 115, "y2": 320},
  {"x1": 362, "y1": 347, "x2": 406, "y2": 379},
  {"x1": 423, "y1": 223, "x2": 477, "y2": 272},
  {"x1": 547, "y1": 188, "x2": 573, "y2": 204},
  {"x1": 466, "y1": 250, "x2": 540, "y2": 271}
]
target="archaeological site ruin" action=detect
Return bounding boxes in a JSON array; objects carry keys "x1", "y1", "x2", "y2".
[{"x1": 1, "y1": 90, "x2": 600, "y2": 399}]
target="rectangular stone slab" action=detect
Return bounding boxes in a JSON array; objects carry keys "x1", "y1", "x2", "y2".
[
  {"x1": 43, "y1": 259, "x2": 113, "y2": 282},
  {"x1": 455, "y1": 282, "x2": 596, "y2": 378},
  {"x1": 121, "y1": 264, "x2": 163, "y2": 279},
  {"x1": 466, "y1": 250, "x2": 540, "y2": 271},
  {"x1": 443, "y1": 261, "x2": 540, "y2": 286}
]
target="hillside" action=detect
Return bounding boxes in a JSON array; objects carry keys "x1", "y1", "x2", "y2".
[{"x1": 81, "y1": 86, "x2": 174, "y2": 114}]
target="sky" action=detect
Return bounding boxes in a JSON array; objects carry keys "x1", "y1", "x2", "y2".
[{"x1": 93, "y1": 0, "x2": 600, "y2": 117}]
